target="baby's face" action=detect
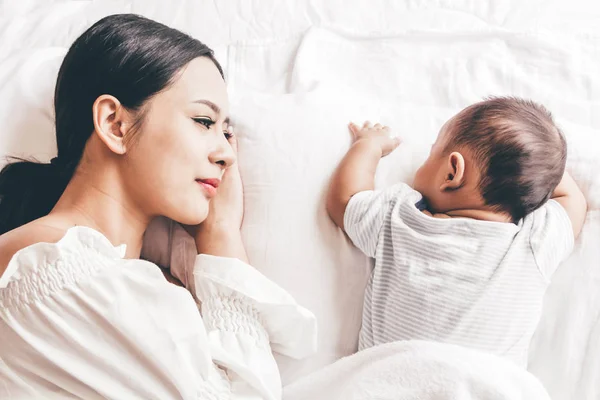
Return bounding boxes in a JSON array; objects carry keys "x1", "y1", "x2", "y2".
[{"x1": 413, "y1": 120, "x2": 453, "y2": 211}]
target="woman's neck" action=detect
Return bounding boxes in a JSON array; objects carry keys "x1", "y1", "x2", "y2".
[{"x1": 50, "y1": 168, "x2": 151, "y2": 258}]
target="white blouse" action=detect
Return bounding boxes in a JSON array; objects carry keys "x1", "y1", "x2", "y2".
[{"x1": 0, "y1": 226, "x2": 317, "y2": 399}]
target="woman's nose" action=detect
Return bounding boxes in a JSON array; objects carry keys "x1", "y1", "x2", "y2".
[{"x1": 210, "y1": 135, "x2": 236, "y2": 168}]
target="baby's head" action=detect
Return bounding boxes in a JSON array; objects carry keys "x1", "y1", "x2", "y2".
[{"x1": 413, "y1": 97, "x2": 567, "y2": 222}]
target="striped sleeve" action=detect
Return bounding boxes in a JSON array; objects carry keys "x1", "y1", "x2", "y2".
[
  {"x1": 529, "y1": 199, "x2": 575, "y2": 279},
  {"x1": 343, "y1": 183, "x2": 414, "y2": 258}
]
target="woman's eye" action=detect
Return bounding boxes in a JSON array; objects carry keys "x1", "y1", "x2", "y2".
[
  {"x1": 193, "y1": 118, "x2": 232, "y2": 140},
  {"x1": 192, "y1": 117, "x2": 214, "y2": 129}
]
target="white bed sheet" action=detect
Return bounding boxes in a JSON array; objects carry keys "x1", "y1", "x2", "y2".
[
  {"x1": 275, "y1": 25, "x2": 600, "y2": 399},
  {"x1": 1, "y1": 1, "x2": 599, "y2": 399}
]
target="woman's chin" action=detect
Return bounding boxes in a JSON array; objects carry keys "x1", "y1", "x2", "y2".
[{"x1": 171, "y1": 206, "x2": 209, "y2": 226}]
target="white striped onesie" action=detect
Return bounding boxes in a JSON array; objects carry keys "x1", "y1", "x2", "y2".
[{"x1": 344, "y1": 183, "x2": 574, "y2": 366}]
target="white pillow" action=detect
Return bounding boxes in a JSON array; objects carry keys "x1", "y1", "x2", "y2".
[
  {"x1": 230, "y1": 88, "x2": 436, "y2": 383},
  {"x1": 290, "y1": 28, "x2": 600, "y2": 133},
  {"x1": 228, "y1": 87, "x2": 600, "y2": 391},
  {"x1": 0, "y1": 49, "x2": 61, "y2": 166},
  {"x1": 280, "y1": 30, "x2": 600, "y2": 397}
]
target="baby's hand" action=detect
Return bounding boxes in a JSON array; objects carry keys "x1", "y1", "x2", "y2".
[{"x1": 349, "y1": 121, "x2": 401, "y2": 157}]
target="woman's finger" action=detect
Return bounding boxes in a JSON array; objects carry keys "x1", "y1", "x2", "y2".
[{"x1": 228, "y1": 125, "x2": 238, "y2": 154}]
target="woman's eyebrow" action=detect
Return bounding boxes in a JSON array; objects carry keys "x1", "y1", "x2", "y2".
[
  {"x1": 193, "y1": 99, "x2": 220, "y2": 114},
  {"x1": 193, "y1": 99, "x2": 229, "y2": 124}
]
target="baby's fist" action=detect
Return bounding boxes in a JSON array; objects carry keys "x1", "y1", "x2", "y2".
[{"x1": 349, "y1": 121, "x2": 401, "y2": 157}]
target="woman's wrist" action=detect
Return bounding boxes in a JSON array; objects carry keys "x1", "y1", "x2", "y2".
[{"x1": 194, "y1": 223, "x2": 248, "y2": 263}]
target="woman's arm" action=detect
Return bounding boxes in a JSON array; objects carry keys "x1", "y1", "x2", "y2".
[
  {"x1": 1, "y1": 246, "x2": 314, "y2": 400},
  {"x1": 194, "y1": 223, "x2": 248, "y2": 263},
  {"x1": 190, "y1": 133, "x2": 248, "y2": 262},
  {"x1": 188, "y1": 133, "x2": 316, "y2": 399}
]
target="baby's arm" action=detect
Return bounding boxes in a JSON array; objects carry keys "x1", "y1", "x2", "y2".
[
  {"x1": 551, "y1": 171, "x2": 587, "y2": 239},
  {"x1": 326, "y1": 122, "x2": 400, "y2": 230}
]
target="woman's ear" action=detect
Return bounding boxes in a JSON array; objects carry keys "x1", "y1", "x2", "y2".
[
  {"x1": 92, "y1": 94, "x2": 132, "y2": 155},
  {"x1": 440, "y1": 151, "x2": 466, "y2": 191}
]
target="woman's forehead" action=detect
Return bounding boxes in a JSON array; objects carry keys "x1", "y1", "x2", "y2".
[{"x1": 165, "y1": 57, "x2": 228, "y2": 113}]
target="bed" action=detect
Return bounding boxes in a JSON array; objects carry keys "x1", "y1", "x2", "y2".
[{"x1": 1, "y1": 1, "x2": 599, "y2": 399}]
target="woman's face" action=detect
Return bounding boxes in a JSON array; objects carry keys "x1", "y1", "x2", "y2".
[{"x1": 123, "y1": 57, "x2": 234, "y2": 225}]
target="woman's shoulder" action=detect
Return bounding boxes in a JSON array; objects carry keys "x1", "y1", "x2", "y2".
[
  {"x1": 0, "y1": 222, "x2": 134, "y2": 312},
  {"x1": 0, "y1": 219, "x2": 66, "y2": 274}
]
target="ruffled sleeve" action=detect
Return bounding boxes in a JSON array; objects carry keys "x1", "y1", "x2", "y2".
[
  {"x1": 0, "y1": 227, "x2": 317, "y2": 400},
  {"x1": 192, "y1": 254, "x2": 317, "y2": 399}
]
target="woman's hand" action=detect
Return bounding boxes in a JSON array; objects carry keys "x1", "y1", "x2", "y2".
[
  {"x1": 187, "y1": 128, "x2": 249, "y2": 262},
  {"x1": 202, "y1": 128, "x2": 244, "y2": 230}
]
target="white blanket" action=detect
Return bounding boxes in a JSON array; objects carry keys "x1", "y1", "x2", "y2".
[{"x1": 283, "y1": 340, "x2": 551, "y2": 400}]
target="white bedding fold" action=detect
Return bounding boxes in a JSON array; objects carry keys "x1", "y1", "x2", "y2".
[{"x1": 283, "y1": 340, "x2": 551, "y2": 400}]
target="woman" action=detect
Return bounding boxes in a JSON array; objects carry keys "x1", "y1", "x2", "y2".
[{"x1": 0, "y1": 14, "x2": 315, "y2": 399}]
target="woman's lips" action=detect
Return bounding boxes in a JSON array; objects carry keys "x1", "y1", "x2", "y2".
[{"x1": 196, "y1": 178, "x2": 220, "y2": 198}]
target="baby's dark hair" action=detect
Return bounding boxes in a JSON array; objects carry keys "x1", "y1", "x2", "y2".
[{"x1": 444, "y1": 97, "x2": 567, "y2": 222}]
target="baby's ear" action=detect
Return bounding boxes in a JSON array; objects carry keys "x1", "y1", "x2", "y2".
[{"x1": 440, "y1": 151, "x2": 465, "y2": 191}]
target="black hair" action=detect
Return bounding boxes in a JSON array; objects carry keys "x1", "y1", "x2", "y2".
[
  {"x1": 445, "y1": 96, "x2": 567, "y2": 222},
  {"x1": 0, "y1": 14, "x2": 223, "y2": 235}
]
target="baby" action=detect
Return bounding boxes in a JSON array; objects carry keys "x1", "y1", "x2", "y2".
[{"x1": 327, "y1": 97, "x2": 587, "y2": 366}]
